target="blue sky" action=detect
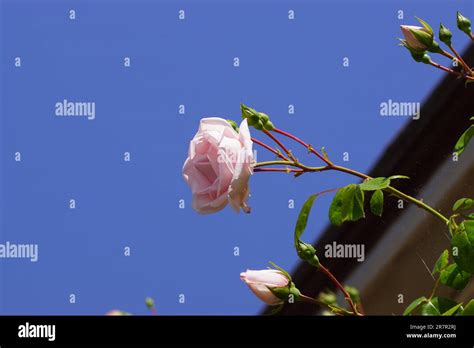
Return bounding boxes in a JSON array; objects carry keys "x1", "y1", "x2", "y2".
[{"x1": 0, "y1": 0, "x2": 472, "y2": 315}]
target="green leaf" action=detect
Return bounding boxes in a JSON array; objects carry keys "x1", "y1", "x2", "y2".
[
  {"x1": 467, "y1": 213, "x2": 474, "y2": 220},
  {"x1": 442, "y1": 303, "x2": 463, "y2": 316},
  {"x1": 359, "y1": 177, "x2": 390, "y2": 191},
  {"x1": 329, "y1": 184, "x2": 365, "y2": 226},
  {"x1": 370, "y1": 190, "x2": 384, "y2": 217},
  {"x1": 453, "y1": 198, "x2": 474, "y2": 212},
  {"x1": 454, "y1": 125, "x2": 474, "y2": 156},
  {"x1": 440, "y1": 263, "x2": 471, "y2": 290},
  {"x1": 461, "y1": 299, "x2": 474, "y2": 315},
  {"x1": 432, "y1": 249, "x2": 449, "y2": 276},
  {"x1": 421, "y1": 301, "x2": 439, "y2": 315},
  {"x1": 452, "y1": 221, "x2": 474, "y2": 274},
  {"x1": 294, "y1": 194, "x2": 318, "y2": 243},
  {"x1": 329, "y1": 189, "x2": 344, "y2": 226},
  {"x1": 404, "y1": 296, "x2": 427, "y2": 315},
  {"x1": 388, "y1": 175, "x2": 410, "y2": 180},
  {"x1": 421, "y1": 297, "x2": 458, "y2": 316}
]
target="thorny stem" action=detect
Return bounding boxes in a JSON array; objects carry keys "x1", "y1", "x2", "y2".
[
  {"x1": 272, "y1": 128, "x2": 333, "y2": 165},
  {"x1": 252, "y1": 137, "x2": 289, "y2": 161},
  {"x1": 262, "y1": 129, "x2": 296, "y2": 161}
]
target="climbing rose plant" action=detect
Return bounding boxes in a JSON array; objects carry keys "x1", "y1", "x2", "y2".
[{"x1": 180, "y1": 11, "x2": 474, "y2": 316}]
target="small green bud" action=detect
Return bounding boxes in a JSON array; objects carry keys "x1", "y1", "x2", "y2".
[
  {"x1": 439, "y1": 23, "x2": 452, "y2": 46},
  {"x1": 248, "y1": 114, "x2": 260, "y2": 126},
  {"x1": 259, "y1": 113, "x2": 270, "y2": 124},
  {"x1": 226, "y1": 119, "x2": 239, "y2": 132},
  {"x1": 296, "y1": 241, "x2": 320, "y2": 268},
  {"x1": 457, "y1": 11, "x2": 472, "y2": 36},
  {"x1": 410, "y1": 50, "x2": 431, "y2": 64},
  {"x1": 263, "y1": 120, "x2": 275, "y2": 131},
  {"x1": 254, "y1": 120, "x2": 264, "y2": 130},
  {"x1": 427, "y1": 40, "x2": 443, "y2": 54},
  {"x1": 145, "y1": 297, "x2": 155, "y2": 309}
]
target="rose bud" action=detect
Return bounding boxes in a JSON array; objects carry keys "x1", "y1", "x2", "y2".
[
  {"x1": 183, "y1": 118, "x2": 254, "y2": 214},
  {"x1": 400, "y1": 17, "x2": 435, "y2": 52},
  {"x1": 400, "y1": 25, "x2": 431, "y2": 51},
  {"x1": 240, "y1": 269, "x2": 290, "y2": 305}
]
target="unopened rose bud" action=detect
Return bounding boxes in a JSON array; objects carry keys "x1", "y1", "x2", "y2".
[
  {"x1": 457, "y1": 11, "x2": 471, "y2": 36},
  {"x1": 254, "y1": 120, "x2": 264, "y2": 130},
  {"x1": 400, "y1": 25, "x2": 431, "y2": 51},
  {"x1": 439, "y1": 23, "x2": 452, "y2": 46},
  {"x1": 240, "y1": 269, "x2": 290, "y2": 305},
  {"x1": 263, "y1": 120, "x2": 275, "y2": 131},
  {"x1": 296, "y1": 241, "x2": 320, "y2": 267},
  {"x1": 259, "y1": 113, "x2": 270, "y2": 124},
  {"x1": 400, "y1": 39, "x2": 431, "y2": 64}
]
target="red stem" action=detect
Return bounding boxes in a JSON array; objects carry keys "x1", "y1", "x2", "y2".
[
  {"x1": 319, "y1": 264, "x2": 361, "y2": 316},
  {"x1": 272, "y1": 128, "x2": 333, "y2": 165},
  {"x1": 262, "y1": 129, "x2": 295, "y2": 161},
  {"x1": 251, "y1": 137, "x2": 289, "y2": 161},
  {"x1": 449, "y1": 44, "x2": 472, "y2": 75},
  {"x1": 429, "y1": 60, "x2": 474, "y2": 80}
]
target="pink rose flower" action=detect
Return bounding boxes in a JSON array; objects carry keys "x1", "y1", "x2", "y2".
[
  {"x1": 183, "y1": 118, "x2": 254, "y2": 214},
  {"x1": 400, "y1": 25, "x2": 429, "y2": 51},
  {"x1": 240, "y1": 269, "x2": 289, "y2": 305}
]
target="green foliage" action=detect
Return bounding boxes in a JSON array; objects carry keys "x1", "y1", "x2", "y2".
[
  {"x1": 359, "y1": 177, "x2": 390, "y2": 191},
  {"x1": 440, "y1": 264, "x2": 471, "y2": 290},
  {"x1": 403, "y1": 296, "x2": 427, "y2": 315},
  {"x1": 442, "y1": 303, "x2": 463, "y2": 316},
  {"x1": 452, "y1": 221, "x2": 474, "y2": 274},
  {"x1": 370, "y1": 190, "x2": 384, "y2": 217},
  {"x1": 454, "y1": 125, "x2": 474, "y2": 156},
  {"x1": 329, "y1": 184, "x2": 365, "y2": 226},
  {"x1": 432, "y1": 249, "x2": 449, "y2": 276},
  {"x1": 453, "y1": 198, "x2": 474, "y2": 212},
  {"x1": 421, "y1": 297, "x2": 458, "y2": 316},
  {"x1": 294, "y1": 194, "x2": 318, "y2": 242},
  {"x1": 461, "y1": 299, "x2": 474, "y2": 315},
  {"x1": 294, "y1": 195, "x2": 320, "y2": 267}
]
